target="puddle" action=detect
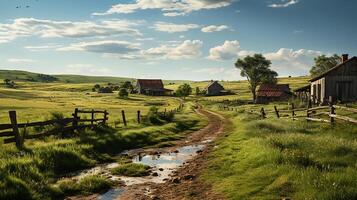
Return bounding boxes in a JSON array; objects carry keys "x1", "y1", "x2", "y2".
[{"x1": 89, "y1": 144, "x2": 205, "y2": 199}]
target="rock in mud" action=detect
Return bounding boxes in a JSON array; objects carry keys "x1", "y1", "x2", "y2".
[
  {"x1": 158, "y1": 168, "x2": 164, "y2": 171},
  {"x1": 183, "y1": 174, "x2": 195, "y2": 180},
  {"x1": 171, "y1": 177, "x2": 180, "y2": 184},
  {"x1": 152, "y1": 172, "x2": 159, "y2": 177}
]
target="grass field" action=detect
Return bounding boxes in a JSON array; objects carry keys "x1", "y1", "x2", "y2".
[{"x1": 201, "y1": 103, "x2": 357, "y2": 200}]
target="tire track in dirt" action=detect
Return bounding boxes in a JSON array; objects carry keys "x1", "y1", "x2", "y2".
[{"x1": 118, "y1": 107, "x2": 230, "y2": 200}]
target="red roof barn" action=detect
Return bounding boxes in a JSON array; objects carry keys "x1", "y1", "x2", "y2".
[
  {"x1": 256, "y1": 84, "x2": 292, "y2": 103},
  {"x1": 136, "y1": 79, "x2": 173, "y2": 96}
]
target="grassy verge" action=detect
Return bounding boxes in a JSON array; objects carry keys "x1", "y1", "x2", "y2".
[
  {"x1": 111, "y1": 163, "x2": 151, "y2": 177},
  {"x1": 0, "y1": 103, "x2": 206, "y2": 199},
  {"x1": 202, "y1": 110, "x2": 357, "y2": 200}
]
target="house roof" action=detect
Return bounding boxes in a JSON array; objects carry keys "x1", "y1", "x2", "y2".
[
  {"x1": 257, "y1": 84, "x2": 291, "y2": 97},
  {"x1": 294, "y1": 84, "x2": 310, "y2": 92},
  {"x1": 137, "y1": 79, "x2": 164, "y2": 89},
  {"x1": 310, "y1": 56, "x2": 357, "y2": 82},
  {"x1": 206, "y1": 81, "x2": 225, "y2": 90}
]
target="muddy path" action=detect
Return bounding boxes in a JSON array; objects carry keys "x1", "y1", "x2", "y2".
[
  {"x1": 118, "y1": 107, "x2": 229, "y2": 200},
  {"x1": 67, "y1": 107, "x2": 229, "y2": 200}
]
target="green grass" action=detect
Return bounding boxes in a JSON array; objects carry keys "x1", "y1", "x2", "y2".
[
  {"x1": 0, "y1": 105, "x2": 205, "y2": 199},
  {"x1": 57, "y1": 175, "x2": 113, "y2": 196},
  {"x1": 111, "y1": 163, "x2": 151, "y2": 177},
  {"x1": 201, "y1": 111, "x2": 357, "y2": 200}
]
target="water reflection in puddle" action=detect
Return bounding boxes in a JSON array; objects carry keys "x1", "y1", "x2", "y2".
[{"x1": 96, "y1": 144, "x2": 204, "y2": 199}]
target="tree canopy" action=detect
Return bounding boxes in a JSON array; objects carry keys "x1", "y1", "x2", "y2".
[
  {"x1": 176, "y1": 83, "x2": 192, "y2": 98},
  {"x1": 235, "y1": 54, "x2": 278, "y2": 102},
  {"x1": 310, "y1": 54, "x2": 341, "y2": 77}
]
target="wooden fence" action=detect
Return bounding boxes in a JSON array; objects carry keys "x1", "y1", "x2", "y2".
[
  {"x1": 218, "y1": 96, "x2": 357, "y2": 125},
  {"x1": 0, "y1": 109, "x2": 108, "y2": 149},
  {"x1": 0, "y1": 103, "x2": 185, "y2": 149}
]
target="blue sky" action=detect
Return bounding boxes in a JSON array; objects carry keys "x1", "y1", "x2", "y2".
[{"x1": 0, "y1": 0, "x2": 356, "y2": 81}]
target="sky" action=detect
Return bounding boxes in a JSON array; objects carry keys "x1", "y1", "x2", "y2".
[{"x1": 0, "y1": 0, "x2": 356, "y2": 81}]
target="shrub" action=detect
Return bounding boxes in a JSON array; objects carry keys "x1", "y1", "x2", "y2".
[
  {"x1": 111, "y1": 163, "x2": 151, "y2": 177},
  {"x1": 118, "y1": 88, "x2": 129, "y2": 98},
  {"x1": 98, "y1": 87, "x2": 113, "y2": 93}
]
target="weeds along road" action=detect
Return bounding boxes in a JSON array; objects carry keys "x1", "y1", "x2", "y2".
[{"x1": 118, "y1": 107, "x2": 230, "y2": 200}]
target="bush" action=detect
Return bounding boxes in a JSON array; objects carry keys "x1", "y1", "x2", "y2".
[
  {"x1": 111, "y1": 163, "x2": 151, "y2": 177},
  {"x1": 118, "y1": 88, "x2": 129, "y2": 98},
  {"x1": 144, "y1": 106, "x2": 175, "y2": 125},
  {"x1": 98, "y1": 87, "x2": 113, "y2": 93}
]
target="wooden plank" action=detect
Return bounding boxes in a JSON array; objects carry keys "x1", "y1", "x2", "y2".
[
  {"x1": 306, "y1": 117, "x2": 330, "y2": 123},
  {"x1": 308, "y1": 106, "x2": 329, "y2": 112},
  {"x1": 77, "y1": 110, "x2": 106, "y2": 114},
  {"x1": 0, "y1": 131, "x2": 14, "y2": 137},
  {"x1": 333, "y1": 105, "x2": 357, "y2": 113},
  {"x1": 329, "y1": 114, "x2": 357, "y2": 124},
  {"x1": 9, "y1": 111, "x2": 22, "y2": 149},
  {"x1": 0, "y1": 124, "x2": 12, "y2": 130},
  {"x1": 17, "y1": 118, "x2": 73, "y2": 128},
  {"x1": 3, "y1": 137, "x2": 16, "y2": 144}
]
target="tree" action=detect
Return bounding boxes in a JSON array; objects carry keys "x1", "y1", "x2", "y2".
[
  {"x1": 98, "y1": 87, "x2": 113, "y2": 93},
  {"x1": 235, "y1": 54, "x2": 278, "y2": 102},
  {"x1": 118, "y1": 88, "x2": 129, "y2": 98},
  {"x1": 176, "y1": 83, "x2": 192, "y2": 99},
  {"x1": 195, "y1": 87, "x2": 201, "y2": 96},
  {"x1": 310, "y1": 54, "x2": 341, "y2": 77},
  {"x1": 121, "y1": 81, "x2": 134, "y2": 92}
]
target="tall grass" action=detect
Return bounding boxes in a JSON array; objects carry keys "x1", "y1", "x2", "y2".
[{"x1": 202, "y1": 112, "x2": 357, "y2": 200}]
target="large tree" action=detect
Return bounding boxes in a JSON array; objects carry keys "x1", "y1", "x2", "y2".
[
  {"x1": 176, "y1": 83, "x2": 192, "y2": 99},
  {"x1": 235, "y1": 54, "x2": 278, "y2": 102},
  {"x1": 310, "y1": 54, "x2": 341, "y2": 77}
]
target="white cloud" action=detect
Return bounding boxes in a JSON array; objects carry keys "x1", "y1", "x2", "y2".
[
  {"x1": 201, "y1": 25, "x2": 228, "y2": 33},
  {"x1": 0, "y1": 18, "x2": 141, "y2": 44},
  {"x1": 25, "y1": 44, "x2": 62, "y2": 52},
  {"x1": 142, "y1": 40, "x2": 203, "y2": 59},
  {"x1": 153, "y1": 22, "x2": 200, "y2": 33},
  {"x1": 269, "y1": 0, "x2": 299, "y2": 8},
  {"x1": 7, "y1": 58, "x2": 37, "y2": 63},
  {"x1": 208, "y1": 40, "x2": 242, "y2": 60},
  {"x1": 263, "y1": 48, "x2": 322, "y2": 74},
  {"x1": 57, "y1": 40, "x2": 141, "y2": 54},
  {"x1": 93, "y1": 0, "x2": 234, "y2": 17}
]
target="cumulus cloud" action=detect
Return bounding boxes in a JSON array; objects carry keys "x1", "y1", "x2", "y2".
[
  {"x1": 269, "y1": 0, "x2": 299, "y2": 8},
  {"x1": 0, "y1": 18, "x2": 141, "y2": 44},
  {"x1": 93, "y1": 0, "x2": 233, "y2": 17},
  {"x1": 142, "y1": 40, "x2": 203, "y2": 59},
  {"x1": 65, "y1": 64, "x2": 111, "y2": 75},
  {"x1": 153, "y1": 22, "x2": 200, "y2": 33},
  {"x1": 60, "y1": 40, "x2": 202, "y2": 60},
  {"x1": 7, "y1": 58, "x2": 37, "y2": 63},
  {"x1": 208, "y1": 40, "x2": 245, "y2": 60},
  {"x1": 201, "y1": 25, "x2": 228, "y2": 33},
  {"x1": 57, "y1": 40, "x2": 141, "y2": 54}
]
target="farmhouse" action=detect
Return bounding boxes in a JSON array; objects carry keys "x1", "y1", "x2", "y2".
[
  {"x1": 136, "y1": 79, "x2": 173, "y2": 96},
  {"x1": 310, "y1": 54, "x2": 357, "y2": 104},
  {"x1": 205, "y1": 81, "x2": 227, "y2": 96},
  {"x1": 256, "y1": 84, "x2": 292, "y2": 103}
]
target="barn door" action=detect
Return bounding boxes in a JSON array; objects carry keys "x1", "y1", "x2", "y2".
[{"x1": 336, "y1": 81, "x2": 352, "y2": 102}]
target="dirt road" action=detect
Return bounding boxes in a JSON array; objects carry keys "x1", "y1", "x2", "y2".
[{"x1": 118, "y1": 107, "x2": 229, "y2": 200}]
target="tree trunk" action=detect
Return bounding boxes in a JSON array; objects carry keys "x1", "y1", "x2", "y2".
[{"x1": 252, "y1": 90, "x2": 256, "y2": 103}]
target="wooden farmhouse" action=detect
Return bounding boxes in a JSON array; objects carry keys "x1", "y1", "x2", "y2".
[
  {"x1": 136, "y1": 79, "x2": 173, "y2": 96},
  {"x1": 310, "y1": 54, "x2": 357, "y2": 104},
  {"x1": 205, "y1": 81, "x2": 227, "y2": 96},
  {"x1": 256, "y1": 84, "x2": 292, "y2": 103}
]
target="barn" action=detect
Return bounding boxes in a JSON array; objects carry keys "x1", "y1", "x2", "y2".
[
  {"x1": 256, "y1": 84, "x2": 292, "y2": 103},
  {"x1": 310, "y1": 54, "x2": 357, "y2": 104},
  {"x1": 205, "y1": 81, "x2": 227, "y2": 96},
  {"x1": 136, "y1": 79, "x2": 173, "y2": 96}
]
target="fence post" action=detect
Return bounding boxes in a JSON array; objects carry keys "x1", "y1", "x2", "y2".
[
  {"x1": 274, "y1": 106, "x2": 280, "y2": 118},
  {"x1": 91, "y1": 109, "x2": 94, "y2": 128},
  {"x1": 291, "y1": 103, "x2": 295, "y2": 120},
  {"x1": 9, "y1": 111, "x2": 22, "y2": 149},
  {"x1": 137, "y1": 110, "x2": 141, "y2": 124},
  {"x1": 72, "y1": 108, "x2": 79, "y2": 131},
  {"x1": 329, "y1": 96, "x2": 335, "y2": 124},
  {"x1": 121, "y1": 110, "x2": 127, "y2": 126},
  {"x1": 260, "y1": 107, "x2": 266, "y2": 119},
  {"x1": 103, "y1": 110, "x2": 108, "y2": 124}
]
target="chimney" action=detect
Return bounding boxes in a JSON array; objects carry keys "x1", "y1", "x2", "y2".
[{"x1": 342, "y1": 54, "x2": 349, "y2": 62}]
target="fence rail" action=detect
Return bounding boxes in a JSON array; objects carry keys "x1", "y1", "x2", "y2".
[
  {"x1": 0, "y1": 103, "x2": 185, "y2": 149},
  {"x1": 218, "y1": 96, "x2": 357, "y2": 125}
]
